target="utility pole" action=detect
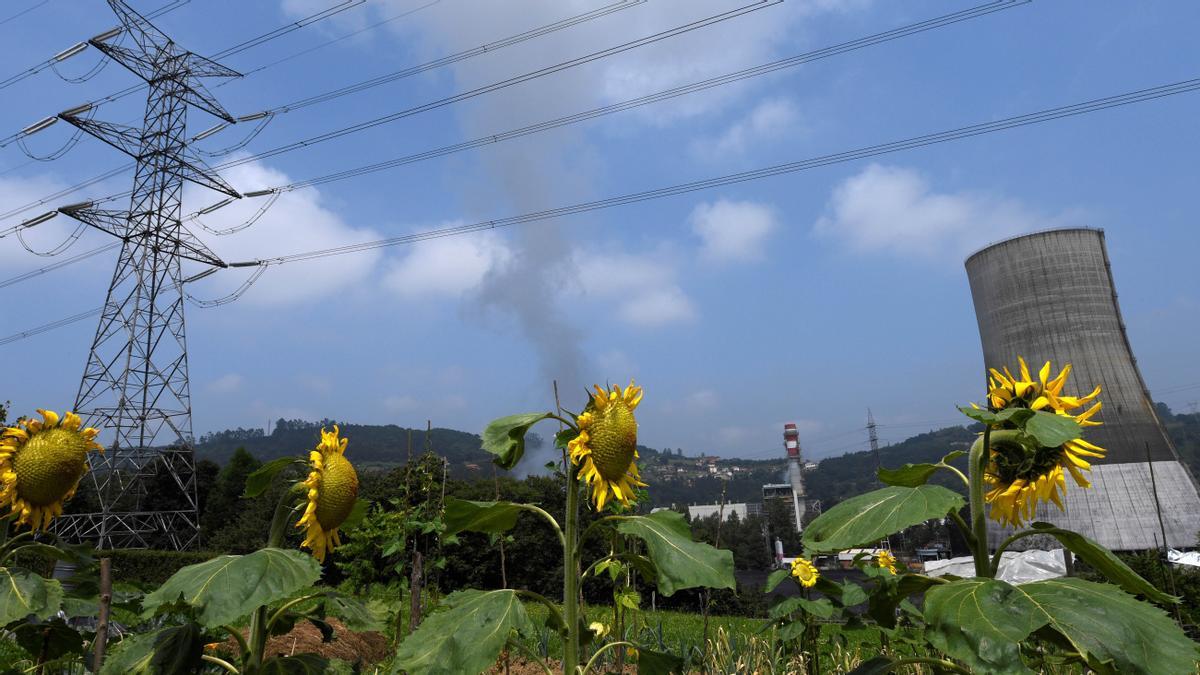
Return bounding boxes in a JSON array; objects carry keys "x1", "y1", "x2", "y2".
[
  {"x1": 53, "y1": 0, "x2": 241, "y2": 550},
  {"x1": 867, "y1": 408, "x2": 881, "y2": 483}
]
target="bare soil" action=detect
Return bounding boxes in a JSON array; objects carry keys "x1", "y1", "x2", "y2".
[{"x1": 221, "y1": 617, "x2": 391, "y2": 666}]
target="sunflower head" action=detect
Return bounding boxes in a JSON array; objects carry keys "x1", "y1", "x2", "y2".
[
  {"x1": 0, "y1": 409, "x2": 103, "y2": 531},
  {"x1": 982, "y1": 357, "x2": 1105, "y2": 528},
  {"x1": 790, "y1": 556, "x2": 819, "y2": 588},
  {"x1": 875, "y1": 550, "x2": 898, "y2": 574},
  {"x1": 567, "y1": 380, "x2": 647, "y2": 511},
  {"x1": 297, "y1": 425, "x2": 359, "y2": 562}
]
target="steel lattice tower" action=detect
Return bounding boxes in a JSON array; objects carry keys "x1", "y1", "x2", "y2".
[{"x1": 53, "y1": 0, "x2": 240, "y2": 549}]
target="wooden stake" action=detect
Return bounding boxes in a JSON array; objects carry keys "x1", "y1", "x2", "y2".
[{"x1": 92, "y1": 557, "x2": 113, "y2": 672}]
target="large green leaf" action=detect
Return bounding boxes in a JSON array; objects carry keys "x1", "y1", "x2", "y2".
[
  {"x1": 616, "y1": 510, "x2": 735, "y2": 596},
  {"x1": 391, "y1": 589, "x2": 532, "y2": 675},
  {"x1": 1025, "y1": 523, "x2": 1174, "y2": 604},
  {"x1": 636, "y1": 647, "x2": 686, "y2": 675},
  {"x1": 802, "y1": 486, "x2": 964, "y2": 553},
  {"x1": 764, "y1": 568, "x2": 789, "y2": 593},
  {"x1": 149, "y1": 623, "x2": 205, "y2": 675},
  {"x1": 11, "y1": 618, "x2": 84, "y2": 663},
  {"x1": 878, "y1": 451, "x2": 966, "y2": 487},
  {"x1": 444, "y1": 498, "x2": 526, "y2": 535},
  {"x1": 867, "y1": 574, "x2": 943, "y2": 628},
  {"x1": 1024, "y1": 410, "x2": 1081, "y2": 447},
  {"x1": 924, "y1": 578, "x2": 1043, "y2": 674},
  {"x1": 244, "y1": 456, "x2": 301, "y2": 497},
  {"x1": 0, "y1": 567, "x2": 63, "y2": 625},
  {"x1": 142, "y1": 548, "x2": 321, "y2": 627},
  {"x1": 482, "y1": 413, "x2": 554, "y2": 470},
  {"x1": 100, "y1": 628, "x2": 163, "y2": 675},
  {"x1": 769, "y1": 596, "x2": 834, "y2": 620},
  {"x1": 257, "y1": 654, "x2": 330, "y2": 675},
  {"x1": 319, "y1": 592, "x2": 384, "y2": 632},
  {"x1": 1023, "y1": 578, "x2": 1200, "y2": 675}
]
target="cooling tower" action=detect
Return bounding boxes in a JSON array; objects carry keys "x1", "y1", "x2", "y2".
[{"x1": 965, "y1": 228, "x2": 1200, "y2": 550}]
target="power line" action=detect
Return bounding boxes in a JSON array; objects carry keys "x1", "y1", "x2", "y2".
[
  {"x1": 194, "y1": 0, "x2": 1027, "y2": 197},
  {"x1": 0, "y1": 0, "x2": 189, "y2": 90},
  {"x1": 0, "y1": 0, "x2": 52, "y2": 28},
  {"x1": 0, "y1": 307, "x2": 102, "y2": 346},
  {"x1": 225, "y1": 77, "x2": 1200, "y2": 268}
]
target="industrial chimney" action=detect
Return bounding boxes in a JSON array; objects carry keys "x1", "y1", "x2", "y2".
[
  {"x1": 965, "y1": 228, "x2": 1200, "y2": 550},
  {"x1": 784, "y1": 423, "x2": 807, "y2": 532}
]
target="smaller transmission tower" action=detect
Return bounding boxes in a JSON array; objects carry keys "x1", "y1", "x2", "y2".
[
  {"x1": 53, "y1": 0, "x2": 241, "y2": 549},
  {"x1": 867, "y1": 409, "x2": 881, "y2": 482}
]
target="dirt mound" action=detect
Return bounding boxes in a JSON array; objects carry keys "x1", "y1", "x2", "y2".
[{"x1": 222, "y1": 617, "x2": 391, "y2": 666}]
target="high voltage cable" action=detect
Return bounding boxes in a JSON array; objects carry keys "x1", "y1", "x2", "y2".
[
  {"x1": 0, "y1": 1, "x2": 52, "y2": 28},
  {"x1": 0, "y1": 0, "x2": 190, "y2": 90},
  {"x1": 0, "y1": 242, "x2": 119, "y2": 289},
  {"x1": 0, "y1": 0, "x2": 662, "y2": 222},
  {"x1": 213, "y1": 0, "x2": 778, "y2": 170},
  {"x1": 222, "y1": 77, "x2": 1200, "y2": 268},
  {"x1": 204, "y1": 0, "x2": 1028, "y2": 197},
  {"x1": 0, "y1": 0, "x2": 369, "y2": 149},
  {"x1": 0, "y1": 308, "x2": 102, "y2": 346}
]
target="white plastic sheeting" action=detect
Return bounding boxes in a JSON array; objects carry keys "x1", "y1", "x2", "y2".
[
  {"x1": 1168, "y1": 549, "x2": 1200, "y2": 568},
  {"x1": 924, "y1": 549, "x2": 1067, "y2": 584}
]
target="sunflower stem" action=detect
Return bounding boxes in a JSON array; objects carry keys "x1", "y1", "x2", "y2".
[
  {"x1": 563, "y1": 463, "x2": 582, "y2": 672},
  {"x1": 969, "y1": 428, "x2": 992, "y2": 577},
  {"x1": 247, "y1": 487, "x2": 300, "y2": 668}
]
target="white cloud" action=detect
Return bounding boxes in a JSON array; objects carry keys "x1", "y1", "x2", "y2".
[
  {"x1": 685, "y1": 388, "x2": 719, "y2": 412},
  {"x1": 382, "y1": 228, "x2": 511, "y2": 299},
  {"x1": 692, "y1": 98, "x2": 802, "y2": 159},
  {"x1": 383, "y1": 394, "x2": 418, "y2": 413},
  {"x1": 570, "y1": 247, "x2": 696, "y2": 327},
  {"x1": 690, "y1": 199, "x2": 779, "y2": 263},
  {"x1": 813, "y1": 164, "x2": 1059, "y2": 259},
  {"x1": 207, "y1": 373, "x2": 244, "y2": 394},
  {"x1": 183, "y1": 158, "x2": 383, "y2": 306}
]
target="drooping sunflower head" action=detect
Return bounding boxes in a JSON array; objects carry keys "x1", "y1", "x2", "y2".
[
  {"x1": 790, "y1": 556, "x2": 819, "y2": 588},
  {"x1": 567, "y1": 380, "x2": 647, "y2": 511},
  {"x1": 875, "y1": 550, "x2": 898, "y2": 575},
  {"x1": 982, "y1": 357, "x2": 1106, "y2": 528},
  {"x1": 0, "y1": 409, "x2": 103, "y2": 531},
  {"x1": 297, "y1": 425, "x2": 359, "y2": 562}
]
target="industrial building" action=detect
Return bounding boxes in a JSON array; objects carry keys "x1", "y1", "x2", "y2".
[
  {"x1": 966, "y1": 228, "x2": 1200, "y2": 550},
  {"x1": 686, "y1": 502, "x2": 762, "y2": 522}
]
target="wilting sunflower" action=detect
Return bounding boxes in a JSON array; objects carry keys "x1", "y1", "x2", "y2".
[
  {"x1": 0, "y1": 409, "x2": 102, "y2": 531},
  {"x1": 875, "y1": 550, "x2": 898, "y2": 575},
  {"x1": 567, "y1": 381, "x2": 647, "y2": 511},
  {"x1": 982, "y1": 357, "x2": 1105, "y2": 528},
  {"x1": 790, "y1": 556, "x2": 819, "y2": 588},
  {"x1": 297, "y1": 425, "x2": 359, "y2": 562}
]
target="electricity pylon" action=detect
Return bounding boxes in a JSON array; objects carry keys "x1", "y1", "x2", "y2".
[{"x1": 53, "y1": 0, "x2": 241, "y2": 549}]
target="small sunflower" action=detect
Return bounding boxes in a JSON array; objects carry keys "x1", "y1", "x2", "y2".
[
  {"x1": 567, "y1": 381, "x2": 647, "y2": 511},
  {"x1": 0, "y1": 409, "x2": 102, "y2": 531},
  {"x1": 982, "y1": 357, "x2": 1105, "y2": 528},
  {"x1": 790, "y1": 556, "x2": 819, "y2": 588},
  {"x1": 297, "y1": 426, "x2": 359, "y2": 562},
  {"x1": 875, "y1": 550, "x2": 898, "y2": 574}
]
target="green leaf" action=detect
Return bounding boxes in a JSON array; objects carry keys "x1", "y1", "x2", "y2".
[
  {"x1": 100, "y1": 629, "x2": 161, "y2": 675},
  {"x1": 959, "y1": 406, "x2": 1034, "y2": 426},
  {"x1": 554, "y1": 428, "x2": 579, "y2": 449},
  {"x1": 924, "y1": 578, "x2": 1044, "y2": 674},
  {"x1": 444, "y1": 498, "x2": 527, "y2": 535},
  {"x1": 0, "y1": 567, "x2": 62, "y2": 625},
  {"x1": 877, "y1": 463, "x2": 939, "y2": 487},
  {"x1": 244, "y1": 457, "x2": 300, "y2": 497},
  {"x1": 867, "y1": 574, "x2": 943, "y2": 628},
  {"x1": 764, "y1": 568, "x2": 789, "y2": 593},
  {"x1": 1026, "y1": 522, "x2": 1175, "y2": 604},
  {"x1": 481, "y1": 413, "x2": 553, "y2": 470},
  {"x1": 636, "y1": 647, "x2": 686, "y2": 675},
  {"x1": 769, "y1": 596, "x2": 834, "y2": 620},
  {"x1": 149, "y1": 623, "x2": 204, "y2": 675},
  {"x1": 392, "y1": 589, "x2": 531, "y2": 675},
  {"x1": 1024, "y1": 410, "x2": 1081, "y2": 447},
  {"x1": 616, "y1": 511, "x2": 735, "y2": 596},
  {"x1": 11, "y1": 618, "x2": 84, "y2": 663},
  {"x1": 142, "y1": 548, "x2": 322, "y2": 627},
  {"x1": 1022, "y1": 578, "x2": 1200, "y2": 675},
  {"x1": 258, "y1": 654, "x2": 331, "y2": 675},
  {"x1": 802, "y1": 486, "x2": 965, "y2": 553},
  {"x1": 320, "y1": 592, "x2": 384, "y2": 632}
]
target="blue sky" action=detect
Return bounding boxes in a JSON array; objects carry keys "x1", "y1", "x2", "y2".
[{"x1": 2, "y1": 0, "x2": 1198, "y2": 462}]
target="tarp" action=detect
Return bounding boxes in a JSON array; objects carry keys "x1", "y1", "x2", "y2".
[
  {"x1": 924, "y1": 549, "x2": 1067, "y2": 584},
  {"x1": 1168, "y1": 549, "x2": 1200, "y2": 568}
]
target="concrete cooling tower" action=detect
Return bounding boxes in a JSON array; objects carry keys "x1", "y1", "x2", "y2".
[{"x1": 965, "y1": 228, "x2": 1200, "y2": 550}]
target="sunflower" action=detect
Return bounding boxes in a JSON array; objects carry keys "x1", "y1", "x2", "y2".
[
  {"x1": 875, "y1": 550, "x2": 898, "y2": 575},
  {"x1": 982, "y1": 357, "x2": 1105, "y2": 528},
  {"x1": 790, "y1": 556, "x2": 819, "y2": 588},
  {"x1": 297, "y1": 425, "x2": 359, "y2": 562},
  {"x1": 567, "y1": 381, "x2": 647, "y2": 511},
  {"x1": 0, "y1": 409, "x2": 102, "y2": 531}
]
